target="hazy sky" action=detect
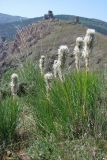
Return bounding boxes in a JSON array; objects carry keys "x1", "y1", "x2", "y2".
[{"x1": 0, "y1": 0, "x2": 106, "y2": 21}]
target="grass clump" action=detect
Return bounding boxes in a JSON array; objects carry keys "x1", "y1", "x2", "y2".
[
  {"x1": 18, "y1": 61, "x2": 45, "y2": 97},
  {"x1": 0, "y1": 97, "x2": 20, "y2": 146},
  {"x1": 24, "y1": 62, "x2": 105, "y2": 141},
  {"x1": 50, "y1": 72, "x2": 103, "y2": 138}
]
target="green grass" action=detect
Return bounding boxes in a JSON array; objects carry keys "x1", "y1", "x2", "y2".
[
  {"x1": 0, "y1": 61, "x2": 107, "y2": 159},
  {"x1": 29, "y1": 70, "x2": 105, "y2": 139},
  {"x1": 0, "y1": 97, "x2": 20, "y2": 145},
  {"x1": 21, "y1": 62, "x2": 106, "y2": 159}
]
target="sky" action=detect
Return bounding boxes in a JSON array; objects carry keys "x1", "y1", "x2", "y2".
[{"x1": 0, "y1": 0, "x2": 106, "y2": 21}]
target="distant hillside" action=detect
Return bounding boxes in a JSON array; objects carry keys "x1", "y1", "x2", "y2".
[
  {"x1": 0, "y1": 13, "x2": 27, "y2": 24},
  {"x1": 0, "y1": 14, "x2": 107, "y2": 39},
  {"x1": 0, "y1": 17, "x2": 42, "y2": 39},
  {"x1": 0, "y1": 21, "x2": 107, "y2": 75},
  {"x1": 56, "y1": 15, "x2": 107, "y2": 35}
]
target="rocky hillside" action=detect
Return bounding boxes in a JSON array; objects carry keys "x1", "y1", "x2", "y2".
[
  {"x1": 0, "y1": 14, "x2": 107, "y2": 39},
  {"x1": 0, "y1": 20, "x2": 107, "y2": 76}
]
